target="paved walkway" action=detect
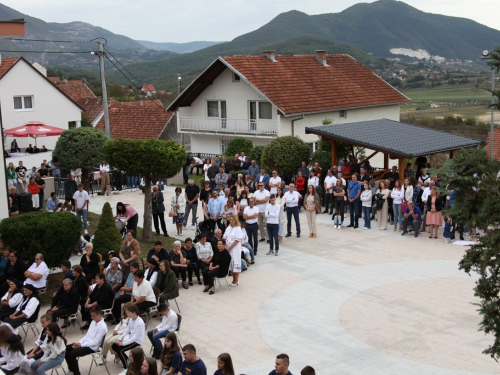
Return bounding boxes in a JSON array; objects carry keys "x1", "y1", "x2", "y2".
[{"x1": 49, "y1": 187, "x2": 498, "y2": 374}]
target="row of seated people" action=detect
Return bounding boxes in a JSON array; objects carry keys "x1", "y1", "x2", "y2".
[{"x1": 0, "y1": 301, "x2": 245, "y2": 375}]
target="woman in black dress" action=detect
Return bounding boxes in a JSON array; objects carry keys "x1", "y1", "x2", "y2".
[
  {"x1": 202, "y1": 239, "x2": 231, "y2": 295},
  {"x1": 79, "y1": 243, "x2": 100, "y2": 283}
]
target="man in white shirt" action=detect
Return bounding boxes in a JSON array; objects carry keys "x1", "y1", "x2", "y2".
[
  {"x1": 65, "y1": 306, "x2": 107, "y2": 375},
  {"x1": 24, "y1": 253, "x2": 49, "y2": 290},
  {"x1": 284, "y1": 183, "x2": 301, "y2": 238},
  {"x1": 73, "y1": 184, "x2": 90, "y2": 234},
  {"x1": 253, "y1": 183, "x2": 270, "y2": 243},
  {"x1": 243, "y1": 197, "x2": 260, "y2": 255},
  {"x1": 265, "y1": 195, "x2": 281, "y2": 255},
  {"x1": 131, "y1": 270, "x2": 156, "y2": 312},
  {"x1": 269, "y1": 170, "x2": 282, "y2": 195},
  {"x1": 323, "y1": 169, "x2": 337, "y2": 215},
  {"x1": 147, "y1": 303, "x2": 179, "y2": 359}
]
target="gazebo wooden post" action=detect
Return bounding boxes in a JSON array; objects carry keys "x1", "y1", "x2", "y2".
[
  {"x1": 331, "y1": 140, "x2": 337, "y2": 168},
  {"x1": 398, "y1": 157, "x2": 405, "y2": 181},
  {"x1": 449, "y1": 150, "x2": 455, "y2": 159},
  {"x1": 384, "y1": 153, "x2": 389, "y2": 170}
]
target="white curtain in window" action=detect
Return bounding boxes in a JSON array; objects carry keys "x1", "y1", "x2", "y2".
[
  {"x1": 13, "y1": 97, "x2": 22, "y2": 109},
  {"x1": 207, "y1": 101, "x2": 219, "y2": 117},
  {"x1": 259, "y1": 102, "x2": 272, "y2": 119},
  {"x1": 24, "y1": 96, "x2": 33, "y2": 109}
]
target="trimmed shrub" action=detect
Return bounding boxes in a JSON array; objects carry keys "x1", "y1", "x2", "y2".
[
  {"x1": 249, "y1": 145, "x2": 264, "y2": 166},
  {"x1": 0, "y1": 212, "x2": 81, "y2": 268},
  {"x1": 224, "y1": 137, "x2": 253, "y2": 157},
  {"x1": 230, "y1": 170, "x2": 247, "y2": 178},
  {"x1": 92, "y1": 202, "x2": 123, "y2": 255},
  {"x1": 262, "y1": 136, "x2": 310, "y2": 181}
]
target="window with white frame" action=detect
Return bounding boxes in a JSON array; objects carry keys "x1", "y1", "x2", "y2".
[
  {"x1": 232, "y1": 72, "x2": 240, "y2": 82},
  {"x1": 207, "y1": 100, "x2": 227, "y2": 128},
  {"x1": 339, "y1": 110, "x2": 347, "y2": 118},
  {"x1": 221, "y1": 139, "x2": 230, "y2": 154},
  {"x1": 249, "y1": 101, "x2": 272, "y2": 131},
  {"x1": 14, "y1": 96, "x2": 34, "y2": 110}
]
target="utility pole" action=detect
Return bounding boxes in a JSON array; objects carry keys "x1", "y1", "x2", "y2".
[{"x1": 96, "y1": 39, "x2": 111, "y2": 138}]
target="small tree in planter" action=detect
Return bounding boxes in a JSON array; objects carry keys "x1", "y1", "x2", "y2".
[
  {"x1": 0, "y1": 212, "x2": 81, "y2": 268},
  {"x1": 92, "y1": 202, "x2": 123, "y2": 255},
  {"x1": 249, "y1": 145, "x2": 265, "y2": 166}
]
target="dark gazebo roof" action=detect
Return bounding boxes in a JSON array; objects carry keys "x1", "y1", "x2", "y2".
[{"x1": 305, "y1": 118, "x2": 484, "y2": 158}]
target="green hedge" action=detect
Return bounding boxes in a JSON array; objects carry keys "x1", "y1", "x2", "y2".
[{"x1": 0, "y1": 212, "x2": 82, "y2": 268}]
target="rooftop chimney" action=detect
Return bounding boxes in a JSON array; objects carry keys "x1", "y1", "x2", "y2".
[
  {"x1": 263, "y1": 50, "x2": 277, "y2": 63},
  {"x1": 315, "y1": 50, "x2": 328, "y2": 66}
]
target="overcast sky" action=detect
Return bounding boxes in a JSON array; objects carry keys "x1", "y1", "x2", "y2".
[{"x1": 3, "y1": 0, "x2": 499, "y2": 43}]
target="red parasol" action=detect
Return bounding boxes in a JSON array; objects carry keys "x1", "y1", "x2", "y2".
[{"x1": 3, "y1": 121, "x2": 66, "y2": 145}]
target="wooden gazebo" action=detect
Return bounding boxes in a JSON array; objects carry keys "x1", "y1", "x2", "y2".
[{"x1": 305, "y1": 118, "x2": 484, "y2": 177}]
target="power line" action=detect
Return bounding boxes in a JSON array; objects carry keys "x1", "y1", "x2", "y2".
[
  {"x1": 104, "y1": 55, "x2": 164, "y2": 109},
  {"x1": 104, "y1": 47, "x2": 156, "y2": 96},
  {"x1": 3, "y1": 38, "x2": 94, "y2": 44},
  {"x1": 0, "y1": 50, "x2": 92, "y2": 54}
]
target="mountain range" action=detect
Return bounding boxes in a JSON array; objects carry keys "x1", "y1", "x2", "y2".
[
  {"x1": 0, "y1": 3, "x2": 178, "y2": 70},
  {"x1": 0, "y1": 0, "x2": 499, "y2": 91},
  {"x1": 135, "y1": 40, "x2": 223, "y2": 54}
]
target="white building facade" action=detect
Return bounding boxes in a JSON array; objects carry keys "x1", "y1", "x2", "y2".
[
  {"x1": 0, "y1": 57, "x2": 82, "y2": 152},
  {"x1": 169, "y1": 52, "x2": 407, "y2": 156}
]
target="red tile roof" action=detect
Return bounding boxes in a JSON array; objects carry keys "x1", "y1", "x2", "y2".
[
  {"x1": 48, "y1": 77, "x2": 60, "y2": 83},
  {"x1": 485, "y1": 127, "x2": 500, "y2": 161},
  {"x1": 76, "y1": 97, "x2": 104, "y2": 123},
  {"x1": 169, "y1": 54, "x2": 409, "y2": 116},
  {"x1": 141, "y1": 84, "x2": 156, "y2": 92},
  {"x1": 57, "y1": 81, "x2": 96, "y2": 102},
  {"x1": 95, "y1": 104, "x2": 173, "y2": 140},
  {"x1": 0, "y1": 57, "x2": 20, "y2": 79},
  {"x1": 220, "y1": 54, "x2": 409, "y2": 115}
]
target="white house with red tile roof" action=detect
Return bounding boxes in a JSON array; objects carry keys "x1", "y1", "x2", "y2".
[
  {"x1": 141, "y1": 84, "x2": 156, "y2": 97},
  {"x1": 0, "y1": 56, "x2": 82, "y2": 152},
  {"x1": 167, "y1": 51, "x2": 409, "y2": 155}
]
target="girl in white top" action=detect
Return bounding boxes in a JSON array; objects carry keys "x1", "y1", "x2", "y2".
[
  {"x1": 307, "y1": 171, "x2": 319, "y2": 187},
  {"x1": 223, "y1": 214, "x2": 243, "y2": 286},
  {"x1": 265, "y1": 194, "x2": 281, "y2": 253},
  {"x1": 171, "y1": 187, "x2": 186, "y2": 236},
  {"x1": 391, "y1": 180, "x2": 404, "y2": 231},
  {"x1": 30, "y1": 323, "x2": 66, "y2": 375},
  {"x1": 360, "y1": 181, "x2": 373, "y2": 230},
  {"x1": 403, "y1": 178, "x2": 413, "y2": 204},
  {"x1": 113, "y1": 304, "x2": 145, "y2": 369},
  {"x1": 0, "y1": 334, "x2": 24, "y2": 375},
  {"x1": 203, "y1": 159, "x2": 211, "y2": 182},
  {"x1": 101, "y1": 303, "x2": 131, "y2": 364}
]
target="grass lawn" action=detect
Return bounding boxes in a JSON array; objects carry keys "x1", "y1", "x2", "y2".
[{"x1": 401, "y1": 84, "x2": 492, "y2": 103}]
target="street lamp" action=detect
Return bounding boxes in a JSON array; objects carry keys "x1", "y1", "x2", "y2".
[{"x1": 482, "y1": 49, "x2": 496, "y2": 159}]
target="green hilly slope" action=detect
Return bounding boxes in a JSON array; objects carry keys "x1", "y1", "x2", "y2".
[
  {"x1": 227, "y1": 0, "x2": 500, "y2": 60},
  {"x1": 107, "y1": 36, "x2": 388, "y2": 91}
]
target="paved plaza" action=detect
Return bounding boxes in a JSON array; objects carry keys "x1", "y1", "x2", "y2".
[{"x1": 44, "y1": 186, "x2": 499, "y2": 374}]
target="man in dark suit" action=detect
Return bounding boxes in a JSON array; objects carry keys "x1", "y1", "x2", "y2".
[
  {"x1": 152, "y1": 185, "x2": 168, "y2": 237},
  {"x1": 359, "y1": 167, "x2": 371, "y2": 183},
  {"x1": 257, "y1": 168, "x2": 270, "y2": 191}
]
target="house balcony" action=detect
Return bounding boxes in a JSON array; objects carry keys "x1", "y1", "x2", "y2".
[{"x1": 179, "y1": 117, "x2": 278, "y2": 138}]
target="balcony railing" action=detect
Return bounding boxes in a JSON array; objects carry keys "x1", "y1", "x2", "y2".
[{"x1": 179, "y1": 117, "x2": 278, "y2": 137}]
